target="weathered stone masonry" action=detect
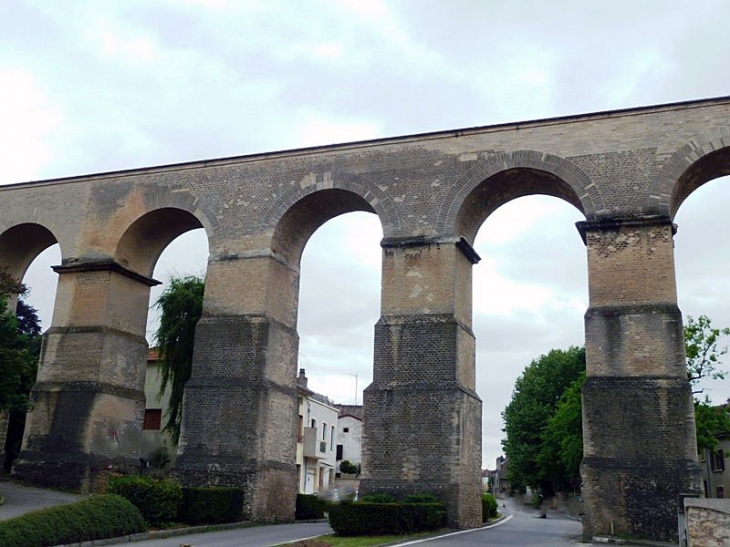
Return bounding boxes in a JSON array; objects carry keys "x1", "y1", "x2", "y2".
[{"x1": 2, "y1": 96, "x2": 730, "y2": 541}]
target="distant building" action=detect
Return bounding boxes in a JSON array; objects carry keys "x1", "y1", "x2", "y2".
[
  {"x1": 334, "y1": 404, "x2": 363, "y2": 470},
  {"x1": 495, "y1": 455, "x2": 510, "y2": 494},
  {"x1": 700, "y1": 433, "x2": 730, "y2": 498},
  {"x1": 296, "y1": 369, "x2": 338, "y2": 494},
  {"x1": 142, "y1": 349, "x2": 175, "y2": 458}
]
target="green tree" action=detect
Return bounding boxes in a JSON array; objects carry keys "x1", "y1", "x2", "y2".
[
  {"x1": 683, "y1": 315, "x2": 730, "y2": 451},
  {"x1": 501, "y1": 346, "x2": 585, "y2": 496},
  {"x1": 685, "y1": 314, "x2": 730, "y2": 395},
  {"x1": 0, "y1": 270, "x2": 43, "y2": 469},
  {"x1": 153, "y1": 275, "x2": 204, "y2": 444},
  {"x1": 539, "y1": 372, "x2": 585, "y2": 492},
  {"x1": 0, "y1": 271, "x2": 41, "y2": 414}
]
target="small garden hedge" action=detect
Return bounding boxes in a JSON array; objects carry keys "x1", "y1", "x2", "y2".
[
  {"x1": 178, "y1": 486, "x2": 245, "y2": 524},
  {"x1": 107, "y1": 474, "x2": 182, "y2": 525},
  {"x1": 0, "y1": 494, "x2": 146, "y2": 547},
  {"x1": 482, "y1": 493, "x2": 498, "y2": 521},
  {"x1": 296, "y1": 493, "x2": 326, "y2": 520},
  {"x1": 329, "y1": 502, "x2": 446, "y2": 536}
]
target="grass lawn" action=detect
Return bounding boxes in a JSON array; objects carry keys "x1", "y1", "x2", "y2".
[{"x1": 280, "y1": 530, "x2": 450, "y2": 547}]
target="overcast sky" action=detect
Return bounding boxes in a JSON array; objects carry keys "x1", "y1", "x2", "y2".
[{"x1": 4, "y1": 0, "x2": 730, "y2": 468}]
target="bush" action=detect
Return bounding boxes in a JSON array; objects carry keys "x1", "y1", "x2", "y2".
[
  {"x1": 296, "y1": 493, "x2": 326, "y2": 520},
  {"x1": 329, "y1": 502, "x2": 446, "y2": 536},
  {"x1": 107, "y1": 474, "x2": 182, "y2": 525},
  {"x1": 178, "y1": 486, "x2": 245, "y2": 524},
  {"x1": 481, "y1": 493, "x2": 498, "y2": 521},
  {"x1": 339, "y1": 460, "x2": 360, "y2": 474},
  {"x1": 359, "y1": 493, "x2": 395, "y2": 503},
  {"x1": 404, "y1": 492, "x2": 440, "y2": 504},
  {"x1": 0, "y1": 494, "x2": 146, "y2": 547}
]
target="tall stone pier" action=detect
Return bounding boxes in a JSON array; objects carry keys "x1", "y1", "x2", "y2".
[{"x1": 2, "y1": 95, "x2": 728, "y2": 540}]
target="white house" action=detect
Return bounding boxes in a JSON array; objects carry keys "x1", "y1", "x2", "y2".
[
  {"x1": 296, "y1": 369, "x2": 339, "y2": 494},
  {"x1": 334, "y1": 404, "x2": 363, "y2": 471}
]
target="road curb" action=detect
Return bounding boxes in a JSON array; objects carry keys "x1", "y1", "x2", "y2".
[{"x1": 53, "y1": 520, "x2": 257, "y2": 547}]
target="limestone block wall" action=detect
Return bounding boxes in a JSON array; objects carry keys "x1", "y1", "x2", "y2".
[{"x1": 685, "y1": 498, "x2": 730, "y2": 546}]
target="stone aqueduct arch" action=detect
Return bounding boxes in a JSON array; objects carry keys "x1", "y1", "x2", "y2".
[{"x1": 2, "y1": 96, "x2": 730, "y2": 541}]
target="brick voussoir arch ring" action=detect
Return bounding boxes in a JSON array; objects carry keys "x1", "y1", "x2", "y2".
[
  {"x1": 648, "y1": 128, "x2": 730, "y2": 218},
  {"x1": 139, "y1": 185, "x2": 219, "y2": 235},
  {"x1": 258, "y1": 171, "x2": 401, "y2": 236},
  {"x1": 436, "y1": 150, "x2": 602, "y2": 236}
]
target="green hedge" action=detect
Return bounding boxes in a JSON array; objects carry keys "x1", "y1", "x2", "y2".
[
  {"x1": 359, "y1": 493, "x2": 395, "y2": 503},
  {"x1": 107, "y1": 475, "x2": 182, "y2": 525},
  {"x1": 329, "y1": 502, "x2": 446, "y2": 536},
  {"x1": 0, "y1": 494, "x2": 146, "y2": 547},
  {"x1": 296, "y1": 493, "x2": 326, "y2": 520},
  {"x1": 178, "y1": 486, "x2": 245, "y2": 524},
  {"x1": 481, "y1": 493, "x2": 498, "y2": 521}
]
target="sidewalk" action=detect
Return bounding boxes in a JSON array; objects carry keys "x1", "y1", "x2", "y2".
[{"x1": 0, "y1": 479, "x2": 83, "y2": 521}]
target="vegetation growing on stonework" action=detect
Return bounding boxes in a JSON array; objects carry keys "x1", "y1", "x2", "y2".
[{"x1": 153, "y1": 274, "x2": 204, "y2": 445}]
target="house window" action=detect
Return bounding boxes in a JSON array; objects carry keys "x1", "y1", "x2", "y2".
[
  {"x1": 336, "y1": 444, "x2": 343, "y2": 461},
  {"x1": 311, "y1": 419, "x2": 316, "y2": 429},
  {"x1": 711, "y1": 449, "x2": 725, "y2": 472},
  {"x1": 322, "y1": 423, "x2": 327, "y2": 440},
  {"x1": 143, "y1": 409, "x2": 162, "y2": 430},
  {"x1": 717, "y1": 486, "x2": 725, "y2": 499},
  {"x1": 331, "y1": 425, "x2": 335, "y2": 448},
  {"x1": 343, "y1": 427, "x2": 349, "y2": 433}
]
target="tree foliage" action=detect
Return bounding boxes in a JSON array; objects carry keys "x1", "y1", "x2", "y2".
[
  {"x1": 0, "y1": 270, "x2": 41, "y2": 414},
  {"x1": 685, "y1": 314, "x2": 730, "y2": 395},
  {"x1": 501, "y1": 346, "x2": 585, "y2": 496},
  {"x1": 539, "y1": 372, "x2": 585, "y2": 492},
  {"x1": 501, "y1": 315, "x2": 730, "y2": 495},
  {"x1": 153, "y1": 275, "x2": 204, "y2": 444},
  {"x1": 684, "y1": 314, "x2": 730, "y2": 451}
]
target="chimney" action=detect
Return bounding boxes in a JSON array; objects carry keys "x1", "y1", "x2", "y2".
[{"x1": 298, "y1": 368, "x2": 308, "y2": 388}]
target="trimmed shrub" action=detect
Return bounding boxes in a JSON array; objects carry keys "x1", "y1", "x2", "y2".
[
  {"x1": 296, "y1": 493, "x2": 325, "y2": 520},
  {"x1": 329, "y1": 502, "x2": 446, "y2": 536},
  {"x1": 0, "y1": 494, "x2": 146, "y2": 547},
  {"x1": 404, "y1": 492, "x2": 440, "y2": 504},
  {"x1": 339, "y1": 460, "x2": 360, "y2": 474},
  {"x1": 359, "y1": 493, "x2": 395, "y2": 503},
  {"x1": 481, "y1": 493, "x2": 498, "y2": 521},
  {"x1": 178, "y1": 486, "x2": 245, "y2": 524},
  {"x1": 108, "y1": 474, "x2": 182, "y2": 525}
]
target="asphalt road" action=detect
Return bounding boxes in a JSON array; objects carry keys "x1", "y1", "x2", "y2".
[
  {"x1": 400, "y1": 496, "x2": 585, "y2": 547},
  {"x1": 114, "y1": 522, "x2": 333, "y2": 547},
  {"x1": 0, "y1": 480, "x2": 584, "y2": 547},
  {"x1": 0, "y1": 480, "x2": 82, "y2": 521},
  {"x1": 125, "y1": 496, "x2": 584, "y2": 547}
]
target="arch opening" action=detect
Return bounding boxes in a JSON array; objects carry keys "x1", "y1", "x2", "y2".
[
  {"x1": 674, "y1": 174, "x2": 730, "y2": 405},
  {"x1": 274, "y1": 189, "x2": 383, "y2": 495},
  {"x1": 471, "y1": 194, "x2": 587, "y2": 476},
  {"x1": 115, "y1": 207, "x2": 205, "y2": 278},
  {"x1": 456, "y1": 168, "x2": 585, "y2": 244},
  {"x1": 670, "y1": 148, "x2": 730, "y2": 219},
  {"x1": 0, "y1": 224, "x2": 61, "y2": 471},
  {"x1": 0, "y1": 223, "x2": 59, "y2": 285},
  {"x1": 271, "y1": 189, "x2": 379, "y2": 267}
]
